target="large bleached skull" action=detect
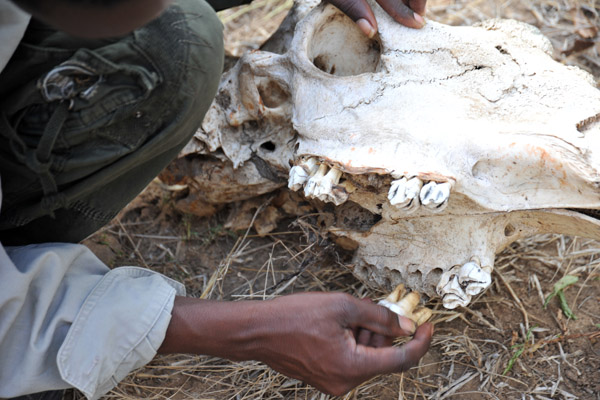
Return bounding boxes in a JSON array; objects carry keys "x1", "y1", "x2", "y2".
[{"x1": 167, "y1": 0, "x2": 600, "y2": 309}]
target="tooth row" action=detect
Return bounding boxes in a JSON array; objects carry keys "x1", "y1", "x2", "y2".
[
  {"x1": 378, "y1": 284, "x2": 432, "y2": 326},
  {"x1": 388, "y1": 177, "x2": 452, "y2": 213},
  {"x1": 436, "y1": 259, "x2": 492, "y2": 309},
  {"x1": 288, "y1": 158, "x2": 349, "y2": 205}
]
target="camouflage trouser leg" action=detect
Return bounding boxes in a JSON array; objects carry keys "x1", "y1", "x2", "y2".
[{"x1": 0, "y1": 0, "x2": 224, "y2": 245}]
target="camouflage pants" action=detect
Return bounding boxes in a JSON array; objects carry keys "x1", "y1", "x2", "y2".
[{"x1": 0, "y1": 0, "x2": 224, "y2": 245}]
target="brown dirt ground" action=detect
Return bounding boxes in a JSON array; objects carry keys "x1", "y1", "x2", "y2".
[{"x1": 75, "y1": 0, "x2": 600, "y2": 399}]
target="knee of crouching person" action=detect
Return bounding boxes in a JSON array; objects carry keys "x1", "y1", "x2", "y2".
[
  {"x1": 136, "y1": 0, "x2": 225, "y2": 135},
  {"x1": 171, "y1": 0, "x2": 225, "y2": 105}
]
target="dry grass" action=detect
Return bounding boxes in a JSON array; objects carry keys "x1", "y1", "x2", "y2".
[
  {"x1": 74, "y1": 0, "x2": 600, "y2": 399},
  {"x1": 80, "y1": 185, "x2": 600, "y2": 400}
]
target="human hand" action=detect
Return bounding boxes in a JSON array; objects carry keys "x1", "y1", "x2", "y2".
[
  {"x1": 252, "y1": 292, "x2": 433, "y2": 396},
  {"x1": 327, "y1": 0, "x2": 426, "y2": 38}
]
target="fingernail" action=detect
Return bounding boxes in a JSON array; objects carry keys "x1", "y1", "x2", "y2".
[
  {"x1": 414, "y1": 13, "x2": 426, "y2": 27},
  {"x1": 357, "y1": 18, "x2": 377, "y2": 38},
  {"x1": 399, "y1": 317, "x2": 417, "y2": 334}
]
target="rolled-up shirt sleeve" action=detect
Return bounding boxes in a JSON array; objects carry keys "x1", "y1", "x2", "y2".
[{"x1": 0, "y1": 242, "x2": 185, "y2": 399}]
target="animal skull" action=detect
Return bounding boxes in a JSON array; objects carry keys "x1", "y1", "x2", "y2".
[{"x1": 168, "y1": 0, "x2": 600, "y2": 309}]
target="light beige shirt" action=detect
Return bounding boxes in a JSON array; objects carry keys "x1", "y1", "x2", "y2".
[
  {"x1": 0, "y1": 178, "x2": 185, "y2": 399},
  {"x1": 0, "y1": 0, "x2": 30, "y2": 73}
]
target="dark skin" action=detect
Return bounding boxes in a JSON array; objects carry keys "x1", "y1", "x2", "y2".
[
  {"x1": 158, "y1": 294, "x2": 433, "y2": 396},
  {"x1": 10, "y1": 0, "x2": 433, "y2": 395},
  {"x1": 12, "y1": 0, "x2": 426, "y2": 38}
]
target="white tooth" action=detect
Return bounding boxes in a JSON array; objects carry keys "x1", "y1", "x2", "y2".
[
  {"x1": 420, "y1": 181, "x2": 451, "y2": 212},
  {"x1": 327, "y1": 187, "x2": 349, "y2": 206},
  {"x1": 304, "y1": 163, "x2": 328, "y2": 197},
  {"x1": 315, "y1": 167, "x2": 342, "y2": 202},
  {"x1": 441, "y1": 275, "x2": 472, "y2": 309},
  {"x1": 441, "y1": 293, "x2": 472, "y2": 309},
  {"x1": 288, "y1": 157, "x2": 319, "y2": 191},
  {"x1": 302, "y1": 157, "x2": 319, "y2": 175},
  {"x1": 458, "y1": 261, "x2": 492, "y2": 296},
  {"x1": 288, "y1": 166, "x2": 309, "y2": 191},
  {"x1": 437, "y1": 266, "x2": 471, "y2": 309},
  {"x1": 388, "y1": 177, "x2": 423, "y2": 213},
  {"x1": 378, "y1": 299, "x2": 404, "y2": 316}
]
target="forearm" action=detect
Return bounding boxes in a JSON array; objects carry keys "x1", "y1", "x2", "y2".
[
  {"x1": 158, "y1": 296, "x2": 267, "y2": 360},
  {"x1": 156, "y1": 292, "x2": 433, "y2": 397}
]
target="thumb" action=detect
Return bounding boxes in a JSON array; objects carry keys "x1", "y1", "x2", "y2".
[
  {"x1": 356, "y1": 322, "x2": 434, "y2": 375},
  {"x1": 326, "y1": 0, "x2": 378, "y2": 38}
]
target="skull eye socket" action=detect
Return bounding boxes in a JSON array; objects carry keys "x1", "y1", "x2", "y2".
[{"x1": 308, "y1": 10, "x2": 381, "y2": 76}]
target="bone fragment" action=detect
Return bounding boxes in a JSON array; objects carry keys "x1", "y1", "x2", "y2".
[
  {"x1": 288, "y1": 157, "x2": 319, "y2": 191},
  {"x1": 388, "y1": 177, "x2": 423, "y2": 213},
  {"x1": 378, "y1": 284, "x2": 433, "y2": 325},
  {"x1": 420, "y1": 181, "x2": 452, "y2": 212}
]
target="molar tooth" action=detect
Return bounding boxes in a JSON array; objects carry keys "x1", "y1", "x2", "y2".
[
  {"x1": 288, "y1": 157, "x2": 319, "y2": 191},
  {"x1": 327, "y1": 186, "x2": 349, "y2": 206},
  {"x1": 420, "y1": 181, "x2": 452, "y2": 212},
  {"x1": 440, "y1": 275, "x2": 472, "y2": 309},
  {"x1": 413, "y1": 307, "x2": 433, "y2": 326},
  {"x1": 458, "y1": 261, "x2": 492, "y2": 296},
  {"x1": 315, "y1": 167, "x2": 343, "y2": 202},
  {"x1": 388, "y1": 177, "x2": 422, "y2": 213},
  {"x1": 378, "y1": 284, "x2": 432, "y2": 325},
  {"x1": 288, "y1": 166, "x2": 309, "y2": 191},
  {"x1": 304, "y1": 163, "x2": 328, "y2": 198},
  {"x1": 437, "y1": 266, "x2": 471, "y2": 309}
]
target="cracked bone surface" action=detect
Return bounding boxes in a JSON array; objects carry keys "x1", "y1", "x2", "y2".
[{"x1": 168, "y1": 0, "x2": 600, "y2": 309}]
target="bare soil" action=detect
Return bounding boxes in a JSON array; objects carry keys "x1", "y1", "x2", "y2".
[{"x1": 76, "y1": 1, "x2": 600, "y2": 399}]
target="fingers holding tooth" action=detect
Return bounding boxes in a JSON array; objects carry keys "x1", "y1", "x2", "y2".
[{"x1": 378, "y1": 284, "x2": 433, "y2": 326}]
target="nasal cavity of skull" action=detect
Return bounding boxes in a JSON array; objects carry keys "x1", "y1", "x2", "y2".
[
  {"x1": 256, "y1": 77, "x2": 289, "y2": 109},
  {"x1": 308, "y1": 12, "x2": 381, "y2": 76}
]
